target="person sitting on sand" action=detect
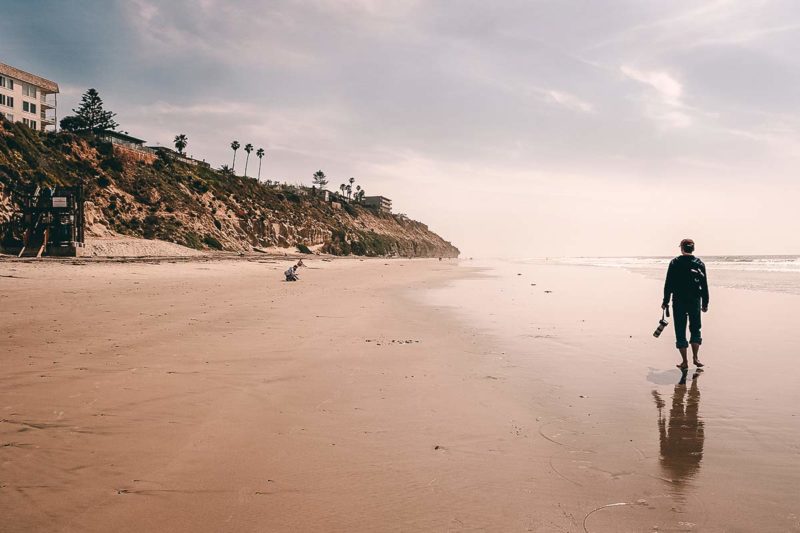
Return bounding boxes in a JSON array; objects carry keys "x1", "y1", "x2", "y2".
[
  {"x1": 285, "y1": 260, "x2": 304, "y2": 282},
  {"x1": 662, "y1": 238, "x2": 709, "y2": 369}
]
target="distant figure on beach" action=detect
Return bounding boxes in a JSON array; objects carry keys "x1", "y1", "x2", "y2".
[
  {"x1": 285, "y1": 263, "x2": 300, "y2": 282},
  {"x1": 662, "y1": 238, "x2": 709, "y2": 369}
]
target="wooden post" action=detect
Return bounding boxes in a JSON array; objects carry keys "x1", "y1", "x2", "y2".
[{"x1": 36, "y1": 228, "x2": 48, "y2": 258}]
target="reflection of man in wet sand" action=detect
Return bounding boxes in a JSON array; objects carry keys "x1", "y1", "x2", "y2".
[{"x1": 652, "y1": 370, "x2": 705, "y2": 488}]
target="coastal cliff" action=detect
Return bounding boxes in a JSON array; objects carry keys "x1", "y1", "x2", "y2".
[{"x1": 0, "y1": 120, "x2": 459, "y2": 257}]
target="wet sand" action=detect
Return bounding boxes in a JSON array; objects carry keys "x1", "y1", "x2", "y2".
[
  {"x1": 426, "y1": 261, "x2": 800, "y2": 532},
  {"x1": 1, "y1": 258, "x2": 799, "y2": 532}
]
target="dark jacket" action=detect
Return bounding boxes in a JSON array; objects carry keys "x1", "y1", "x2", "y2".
[{"x1": 663, "y1": 255, "x2": 709, "y2": 308}]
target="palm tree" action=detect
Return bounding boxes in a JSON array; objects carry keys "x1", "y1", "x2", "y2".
[
  {"x1": 339, "y1": 183, "x2": 346, "y2": 198},
  {"x1": 243, "y1": 143, "x2": 254, "y2": 177},
  {"x1": 355, "y1": 185, "x2": 361, "y2": 202},
  {"x1": 345, "y1": 184, "x2": 352, "y2": 199},
  {"x1": 173, "y1": 134, "x2": 188, "y2": 155},
  {"x1": 256, "y1": 148, "x2": 265, "y2": 181},
  {"x1": 230, "y1": 140, "x2": 240, "y2": 172}
]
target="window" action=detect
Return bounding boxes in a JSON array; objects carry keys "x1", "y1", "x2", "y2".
[
  {"x1": 0, "y1": 94, "x2": 12, "y2": 107},
  {"x1": 22, "y1": 101, "x2": 37, "y2": 114},
  {"x1": 22, "y1": 83, "x2": 36, "y2": 98},
  {"x1": 0, "y1": 76, "x2": 13, "y2": 89}
]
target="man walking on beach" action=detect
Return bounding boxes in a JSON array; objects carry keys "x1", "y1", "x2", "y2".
[{"x1": 662, "y1": 239, "x2": 709, "y2": 369}]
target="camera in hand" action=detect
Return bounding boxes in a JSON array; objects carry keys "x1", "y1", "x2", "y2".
[
  {"x1": 653, "y1": 307, "x2": 670, "y2": 338},
  {"x1": 653, "y1": 318, "x2": 669, "y2": 338}
]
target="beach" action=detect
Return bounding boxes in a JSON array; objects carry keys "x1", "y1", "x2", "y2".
[{"x1": 2, "y1": 257, "x2": 799, "y2": 532}]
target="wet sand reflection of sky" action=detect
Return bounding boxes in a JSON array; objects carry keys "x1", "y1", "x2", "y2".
[{"x1": 652, "y1": 370, "x2": 705, "y2": 501}]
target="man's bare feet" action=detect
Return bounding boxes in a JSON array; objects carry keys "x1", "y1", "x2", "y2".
[
  {"x1": 693, "y1": 359, "x2": 704, "y2": 368},
  {"x1": 677, "y1": 363, "x2": 688, "y2": 369}
]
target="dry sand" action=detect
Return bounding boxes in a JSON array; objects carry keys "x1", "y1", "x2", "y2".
[
  {"x1": 1, "y1": 258, "x2": 798, "y2": 532},
  {"x1": 1, "y1": 258, "x2": 521, "y2": 532},
  {"x1": 82, "y1": 237, "x2": 207, "y2": 258}
]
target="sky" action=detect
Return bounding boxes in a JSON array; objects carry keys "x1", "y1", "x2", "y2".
[{"x1": 2, "y1": 0, "x2": 800, "y2": 257}]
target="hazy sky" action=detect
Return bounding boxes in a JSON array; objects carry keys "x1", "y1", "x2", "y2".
[{"x1": 3, "y1": 1, "x2": 800, "y2": 256}]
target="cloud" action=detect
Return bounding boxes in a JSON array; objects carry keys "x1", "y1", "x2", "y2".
[
  {"x1": 125, "y1": 0, "x2": 319, "y2": 68},
  {"x1": 620, "y1": 65, "x2": 692, "y2": 127},
  {"x1": 545, "y1": 90, "x2": 594, "y2": 113},
  {"x1": 4, "y1": 0, "x2": 800, "y2": 254},
  {"x1": 620, "y1": 66, "x2": 683, "y2": 106}
]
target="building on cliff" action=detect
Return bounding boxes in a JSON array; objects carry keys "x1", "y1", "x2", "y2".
[
  {"x1": 148, "y1": 145, "x2": 211, "y2": 169},
  {"x1": 0, "y1": 62, "x2": 59, "y2": 132},
  {"x1": 99, "y1": 130, "x2": 157, "y2": 165},
  {"x1": 362, "y1": 195, "x2": 392, "y2": 213}
]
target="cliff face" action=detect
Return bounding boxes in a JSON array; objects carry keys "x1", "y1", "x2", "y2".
[{"x1": 0, "y1": 120, "x2": 459, "y2": 257}]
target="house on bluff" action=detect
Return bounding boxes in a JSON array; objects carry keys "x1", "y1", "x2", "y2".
[{"x1": 362, "y1": 195, "x2": 392, "y2": 213}]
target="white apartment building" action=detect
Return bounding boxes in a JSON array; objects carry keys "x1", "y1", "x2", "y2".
[
  {"x1": 362, "y1": 195, "x2": 393, "y2": 213},
  {"x1": 0, "y1": 62, "x2": 59, "y2": 132}
]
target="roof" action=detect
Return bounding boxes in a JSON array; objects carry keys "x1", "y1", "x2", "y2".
[
  {"x1": 0, "y1": 62, "x2": 59, "y2": 93},
  {"x1": 99, "y1": 130, "x2": 146, "y2": 145},
  {"x1": 148, "y1": 145, "x2": 178, "y2": 153}
]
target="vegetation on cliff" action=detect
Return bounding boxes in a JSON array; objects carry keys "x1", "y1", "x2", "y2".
[{"x1": 0, "y1": 119, "x2": 459, "y2": 257}]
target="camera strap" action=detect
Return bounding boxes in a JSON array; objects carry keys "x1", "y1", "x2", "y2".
[{"x1": 662, "y1": 307, "x2": 670, "y2": 321}]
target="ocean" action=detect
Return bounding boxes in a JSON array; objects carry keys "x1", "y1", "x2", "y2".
[
  {"x1": 544, "y1": 255, "x2": 800, "y2": 295},
  {"x1": 555, "y1": 255, "x2": 800, "y2": 273}
]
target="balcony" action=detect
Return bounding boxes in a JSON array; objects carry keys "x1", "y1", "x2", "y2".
[
  {"x1": 40, "y1": 94, "x2": 57, "y2": 108},
  {"x1": 40, "y1": 110, "x2": 56, "y2": 125}
]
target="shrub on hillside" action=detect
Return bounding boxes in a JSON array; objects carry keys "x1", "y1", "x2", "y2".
[
  {"x1": 100, "y1": 157, "x2": 123, "y2": 173},
  {"x1": 182, "y1": 232, "x2": 203, "y2": 250},
  {"x1": 342, "y1": 202, "x2": 358, "y2": 217},
  {"x1": 191, "y1": 179, "x2": 209, "y2": 194},
  {"x1": 142, "y1": 214, "x2": 160, "y2": 239},
  {"x1": 203, "y1": 234, "x2": 223, "y2": 250}
]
